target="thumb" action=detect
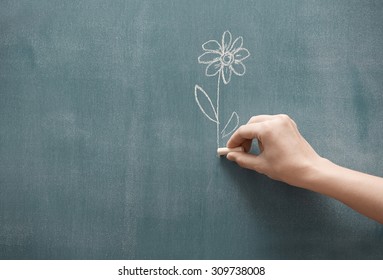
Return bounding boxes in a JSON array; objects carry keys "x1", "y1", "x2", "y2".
[{"x1": 226, "y1": 152, "x2": 264, "y2": 172}]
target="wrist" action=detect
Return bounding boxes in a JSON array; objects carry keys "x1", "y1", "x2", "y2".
[{"x1": 297, "y1": 156, "x2": 335, "y2": 191}]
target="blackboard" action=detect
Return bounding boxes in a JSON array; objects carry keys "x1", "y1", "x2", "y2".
[{"x1": 1, "y1": 0, "x2": 383, "y2": 259}]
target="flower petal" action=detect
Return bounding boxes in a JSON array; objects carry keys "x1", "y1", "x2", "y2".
[
  {"x1": 198, "y1": 52, "x2": 220, "y2": 64},
  {"x1": 221, "y1": 66, "x2": 232, "y2": 84},
  {"x1": 230, "y1": 36, "x2": 243, "y2": 53},
  {"x1": 221, "y1": 30, "x2": 232, "y2": 52},
  {"x1": 205, "y1": 61, "x2": 222, "y2": 76},
  {"x1": 202, "y1": 40, "x2": 221, "y2": 52},
  {"x1": 234, "y1": 48, "x2": 250, "y2": 61},
  {"x1": 230, "y1": 61, "x2": 246, "y2": 76}
]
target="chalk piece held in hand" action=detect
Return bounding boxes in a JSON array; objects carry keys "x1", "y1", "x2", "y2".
[{"x1": 217, "y1": 146, "x2": 244, "y2": 156}]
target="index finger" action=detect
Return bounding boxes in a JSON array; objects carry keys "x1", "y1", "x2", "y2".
[{"x1": 227, "y1": 123, "x2": 262, "y2": 148}]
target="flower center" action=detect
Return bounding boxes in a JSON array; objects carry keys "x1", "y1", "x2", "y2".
[{"x1": 221, "y1": 52, "x2": 234, "y2": 66}]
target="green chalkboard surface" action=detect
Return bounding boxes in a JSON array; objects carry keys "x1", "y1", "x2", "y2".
[{"x1": 1, "y1": 0, "x2": 383, "y2": 259}]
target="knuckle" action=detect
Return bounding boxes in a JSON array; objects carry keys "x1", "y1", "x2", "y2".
[
  {"x1": 249, "y1": 116, "x2": 257, "y2": 123},
  {"x1": 278, "y1": 113, "x2": 290, "y2": 121},
  {"x1": 238, "y1": 124, "x2": 246, "y2": 134},
  {"x1": 291, "y1": 119, "x2": 298, "y2": 128},
  {"x1": 277, "y1": 114, "x2": 292, "y2": 126},
  {"x1": 239, "y1": 124, "x2": 246, "y2": 130}
]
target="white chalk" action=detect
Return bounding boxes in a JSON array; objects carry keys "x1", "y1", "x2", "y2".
[{"x1": 217, "y1": 146, "x2": 244, "y2": 156}]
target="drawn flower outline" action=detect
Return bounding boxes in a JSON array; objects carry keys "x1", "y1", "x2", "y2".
[
  {"x1": 195, "y1": 30, "x2": 251, "y2": 152},
  {"x1": 198, "y1": 30, "x2": 250, "y2": 84}
]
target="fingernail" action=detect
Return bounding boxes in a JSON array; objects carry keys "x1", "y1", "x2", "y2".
[{"x1": 226, "y1": 153, "x2": 233, "y2": 161}]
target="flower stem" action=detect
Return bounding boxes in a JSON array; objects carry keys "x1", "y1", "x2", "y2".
[{"x1": 216, "y1": 71, "x2": 221, "y2": 151}]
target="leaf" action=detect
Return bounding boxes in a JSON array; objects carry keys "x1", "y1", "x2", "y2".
[
  {"x1": 194, "y1": 85, "x2": 218, "y2": 123},
  {"x1": 221, "y1": 112, "x2": 239, "y2": 138}
]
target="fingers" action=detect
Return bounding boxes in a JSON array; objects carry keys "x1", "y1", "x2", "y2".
[
  {"x1": 227, "y1": 123, "x2": 262, "y2": 148},
  {"x1": 226, "y1": 115, "x2": 272, "y2": 150},
  {"x1": 226, "y1": 152, "x2": 264, "y2": 172}
]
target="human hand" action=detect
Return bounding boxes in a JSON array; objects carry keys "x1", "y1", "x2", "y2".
[{"x1": 226, "y1": 114, "x2": 322, "y2": 187}]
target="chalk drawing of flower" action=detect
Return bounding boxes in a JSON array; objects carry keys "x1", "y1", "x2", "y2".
[
  {"x1": 198, "y1": 30, "x2": 250, "y2": 84},
  {"x1": 194, "y1": 30, "x2": 251, "y2": 153}
]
